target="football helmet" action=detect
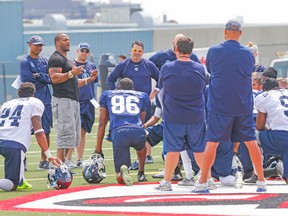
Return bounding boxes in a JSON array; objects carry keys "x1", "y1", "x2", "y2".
[
  {"x1": 47, "y1": 163, "x2": 73, "y2": 189},
  {"x1": 82, "y1": 156, "x2": 106, "y2": 184}
]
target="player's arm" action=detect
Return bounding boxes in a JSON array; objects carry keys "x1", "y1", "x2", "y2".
[
  {"x1": 96, "y1": 107, "x2": 109, "y2": 153},
  {"x1": 143, "y1": 107, "x2": 162, "y2": 127},
  {"x1": 256, "y1": 111, "x2": 268, "y2": 131},
  {"x1": 49, "y1": 65, "x2": 84, "y2": 84},
  {"x1": 78, "y1": 69, "x2": 98, "y2": 87},
  {"x1": 31, "y1": 115, "x2": 61, "y2": 166},
  {"x1": 19, "y1": 60, "x2": 37, "y2": 83}
]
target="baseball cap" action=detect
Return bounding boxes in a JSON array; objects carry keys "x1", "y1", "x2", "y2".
[
  {"x1": 78, "y1": 42, "x2": 90, "y2": 51},
  {"x1": 225, "y1": 19, "x2": 242, "y2": 31},
  {"x1": 27, "y1": 36, "x2": 44, "y2": 45}
]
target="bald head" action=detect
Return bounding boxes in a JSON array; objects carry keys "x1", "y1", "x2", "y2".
[{"x1": 173, "y1": 34, "x2": 185, "y2": 52}]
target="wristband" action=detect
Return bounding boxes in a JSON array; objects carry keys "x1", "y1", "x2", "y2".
[
  {"x1": 44, "y1": 149, "x2": 52, "y2": 159},
  {"x1": 34, "y1": 128, "x2": 44, "y2": 134}
]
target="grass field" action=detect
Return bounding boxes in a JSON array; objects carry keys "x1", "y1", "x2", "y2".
[{"x1": 0, "y1": 111, "x2": 165, "y2": 215}]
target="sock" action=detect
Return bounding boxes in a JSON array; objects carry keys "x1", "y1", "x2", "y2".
[
  {"x1": 0, "y1": 179, "x2": 14, "y2": 191},
  {"x1": 180, "y1": 150, "x2": 193, "y2": 179}
]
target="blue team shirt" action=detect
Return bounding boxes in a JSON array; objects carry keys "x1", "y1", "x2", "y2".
[
  {"x1": 106, "y1": 58, "x2": 159, "y2": 95},
  {"x1": 206, "y1": 40, "x2": 255, "y2": 116},
  {"x1": 158, "y1": 60, "x2": 206, "y2": 124},
  {"x1": 74, "y1": 60, "x2": 98, "y2": 102},
  {"x1": 149, "y1": 48, "x2": 200, "y2": 70},
  {"x1": 20, "y1": 55, "x2": 51, "y2": 104},
  {"x1": 100, "y1": 90, "x2": 150, "y2": 131}
]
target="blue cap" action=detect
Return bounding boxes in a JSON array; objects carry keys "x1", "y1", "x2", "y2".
[
  {"x1": 78, "y1": 42, "x2": 90, "y2": 51},
  {"x1": 225, "y1": 19, "x2": 242, "y2": 31},
  {"x1": 27, "y1": 36, "x2": 44, "y2": 45}
]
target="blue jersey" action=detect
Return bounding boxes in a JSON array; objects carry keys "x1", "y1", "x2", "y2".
[
  {"x1": 73, "y1": 60, "x2": 98, "y2": 102},
  {"x1": 206, "y1": 40, "x2": 255, "y2": 116},
  {"x1": 159, "y1": 60, "x2": 206, "y2": 124},
  {"x1": 20, "y1": 55, "x2": 51, "y2": 104},
  {"x1": 106, "y1": 58, "x2": 159, "y2": 95},
  {"x1": 100, "y1": 90, "x2": 150, "y2": 131},
  {"x1": 149, "y1": 49, "x2": 200, "y2": 70}
]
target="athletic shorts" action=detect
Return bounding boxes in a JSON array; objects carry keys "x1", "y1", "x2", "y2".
[
  {"x1": 146, "y1": 123, "x2": 163, "y2": 147},
  {"x1": 259, "y1": 130, "x2": 288, "y2": 178},
  {"x1": 0, "y1": 142, "x2": 25, "y2": 186},
  {"x1": 42, "y1": 103, "x2": 52, "y2": 134},
  {"x1": 52, "y1": 97, "x2": 81, "y2": 149},
  {"x1": 80, "y1": 101, "x2": 95, "y2": 133},
  {"x1": 111, "y1": 125, "x2": 146, "y2": 172},
  {"x1": 163, "y1": 121, "x2": 206, "y2": 153},
  {"x1": 206, "y1": 112, "x2": 256, "y2": 142}
]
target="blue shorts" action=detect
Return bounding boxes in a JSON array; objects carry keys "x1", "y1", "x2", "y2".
[
  {"x1": 146, "y1": 123, "x2": 163, "y2": 147},
  {"x1": 80, "y1": 101, "x2": 95, "y2": 133},
  {"x1": 206, "y1": 112, "x2": 256, "y2": 142},
  {"x1": 163, "y1": 121, "x2": 206, "y2": 153},
  {"x1": 111, "y1": 125, "x2": 146, "y2": 172},
  {"x1": 259, "y1": 130, "x2": 288, "y2": 178},
  {"x1": 42, "y1": 103, "x2": 52, "y2": 134},
  {"x1": 0, "y1": 142, "x2": 25, "y2": 186}
]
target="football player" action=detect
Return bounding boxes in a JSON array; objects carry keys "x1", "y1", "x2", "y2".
[
  {"x1": 93, "y1": 78, "x2": 150, "y2": 186},
  {"x1": 0, "y1": 82, "x2": 61, "y2": 191}
]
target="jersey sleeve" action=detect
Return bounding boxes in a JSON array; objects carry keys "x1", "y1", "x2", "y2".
[
  {"x1": 99, "y1": 91, "x2": 108, "y2": 108},
  {"x1": 31, "y1": 98, "x2": 45, "y2": 117},
  {"x1": 254, "y1": 93, "x2": 267, "y2": 113}
]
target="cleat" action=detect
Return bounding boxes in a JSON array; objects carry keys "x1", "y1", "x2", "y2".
[
  {"x1": 244, "y1": 173, "x2": 258, "y2": 184},
  {"x1": 17, "y1": 181, "x2": 32, "y2": 190},
  {"x1": 208, "y1": 178, "x2": 217, "y2": 190},
  {"x1": 152, "y1": 169, "x2": 165, "y2": 178},
  {"x1": 65, "y1": 159, "x2": 77, "y2": 169},
  {"x1": 178, "y1": 178, "x2": 195, "y2": 186},
  {"x1": 155, "y1": 180, "x2": 172, "y2": 191},
  {"x1": 256, "y1": 181, "x2": 267, "y2": 192},
  {"x1": 145, "y1": 155, "x2": 154, "y2": 164},
  {"x1": 137, "y1": 172, "x2": 148, "y2": 182},
  {"x1": 191, "y1": 182, "x2": 210, "y2": 193},
  {"x1": 38, "y1": 161, "x2": 51, "y2": 170},
  {"x1": 76, "y1": 159, "x2": 83, "y2": 168},
  {"x1": 129, "y1": 160, "x2": 139, "y2": 170},
  {"x1": 120, "y1": 165, "x2": 133, "y2": 186},
  {"x1": 171, "y1": 173, "x2": 183, "y2": 181}
]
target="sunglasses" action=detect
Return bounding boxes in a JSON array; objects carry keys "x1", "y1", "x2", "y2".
[
  {"x1": 131, "y1": 49, "x2": 143, "y2": 53},
  {"x1": 80, "y1": 49, "x2": 90, "y2": 53}
]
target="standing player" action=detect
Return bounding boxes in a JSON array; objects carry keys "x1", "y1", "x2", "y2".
[
  {"x1": 192, "y1": 19, "x2": 266, "y2": 193},
  {"x1": 156, "y1": 35, "x2": 210, "y2": 191},
  {"x1": 93, "y1": 78, "x2": 150, "y2": 186},
  {"x1": 48, "y1": 33, "x2": 97, "y2": 163},
  {"x1": 20, "y1": 35, "x2": 52, "y2": 170},
  {"x1": 73, "y1": 42, "x2": 98, "y2": 167},
  {"x1": 0, "y1": 82, "x2": 61, "y2": 191}
]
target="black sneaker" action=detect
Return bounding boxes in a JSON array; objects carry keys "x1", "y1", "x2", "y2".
[{"x1": 137, "y1": 172, "x2": 148, "y2": 182}]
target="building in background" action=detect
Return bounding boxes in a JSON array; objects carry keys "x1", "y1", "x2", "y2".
[{"x1": 0, "y1": 0, "x2": 288, "y2": 103}]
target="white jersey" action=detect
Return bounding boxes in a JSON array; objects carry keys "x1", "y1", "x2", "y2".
[
  {"x1": 0, "y1": 97, "x2": 44, "y2": 151},
  {"x1": 255, "y1": 89, "x2": 288, "y2": 131}
]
